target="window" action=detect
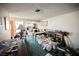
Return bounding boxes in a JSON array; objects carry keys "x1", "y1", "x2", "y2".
[{"x1": 4, "y1": 17, "x2": 10, "y2": 31}]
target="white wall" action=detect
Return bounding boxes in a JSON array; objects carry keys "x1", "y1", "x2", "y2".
[
  {"x1": 0, "y1": 7, "x2": 10, "y2": 41},
  {"x1": 45, "y1": 10, "x2": 79, "y2": 49}
]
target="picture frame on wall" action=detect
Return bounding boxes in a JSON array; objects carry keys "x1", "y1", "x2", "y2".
[{"x1": 0, "y1": 16, "x2": 2, "y2": 25}]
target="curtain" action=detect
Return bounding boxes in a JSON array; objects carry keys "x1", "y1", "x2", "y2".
[{"x1": 10, "y1": 16, "x2": 16, "y2": 38}]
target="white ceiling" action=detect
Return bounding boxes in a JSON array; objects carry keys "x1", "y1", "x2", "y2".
[{"x1": 0, "y1": 3, "x2": 79, "y2": 20}]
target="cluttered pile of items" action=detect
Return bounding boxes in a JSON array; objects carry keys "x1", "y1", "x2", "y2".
[
  {"x1": 0, "y1": 39, "x2": 19, "y2": 56},
  {"x1": 35, "y1": 30, "x2": 79, "y2": 56}
]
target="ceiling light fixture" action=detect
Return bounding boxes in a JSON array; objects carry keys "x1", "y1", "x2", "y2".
[{"x1": 35, "y1": 9, "x2": 40, "y2": 12}]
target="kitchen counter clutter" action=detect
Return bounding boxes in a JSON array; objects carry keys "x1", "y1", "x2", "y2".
[
  {"x1": 35, "y1": 31, "x2": 79, "y2": 56},
  {"x1": 36, "y1": 34, "x2": 66, "y2": 56}
]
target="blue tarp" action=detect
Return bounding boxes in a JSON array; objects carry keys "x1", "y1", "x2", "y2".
[{"x1": 25, "y1": 35, "x2": 47, "y2": 56}]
